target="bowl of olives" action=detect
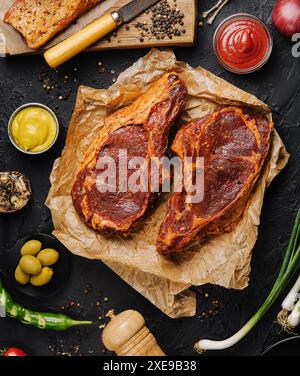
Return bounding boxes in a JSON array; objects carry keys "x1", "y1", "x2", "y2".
[{"x1": 7, "y1": 233, "x2": 71, "y2": 300}]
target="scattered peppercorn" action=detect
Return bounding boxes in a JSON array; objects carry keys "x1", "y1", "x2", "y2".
[
  {"x1": 38, "y1": 67, "x2": 76, "y2": 101},
  {"x1": 134, "y1": 0, "x2": 185, "y2": 41},
  {"x1": 103, "y1": 1, "x2": 185, "y2": 44},
  {"x1": 84, "y1": 283, "x2": 93, "y2": 295}
]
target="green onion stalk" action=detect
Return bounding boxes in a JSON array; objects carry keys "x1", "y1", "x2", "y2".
[
  {"x1": 277, "y1": 275, "x2": 300, "y2": 331},
  {"x1": 194, "y1": 209, "x2": 300, "y2": 353}
]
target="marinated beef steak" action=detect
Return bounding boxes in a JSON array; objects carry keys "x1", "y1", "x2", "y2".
[
  {"x1": 72, "y1": 73, "x2": 187, "y2": 234},
  {"x1": 156, "y1": 107, "x2": 273, "y2": 255}
]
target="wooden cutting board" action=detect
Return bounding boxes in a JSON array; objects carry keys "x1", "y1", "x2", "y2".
[{"x1": 0, "y1": 0, "x2": 196, "y2": 56}]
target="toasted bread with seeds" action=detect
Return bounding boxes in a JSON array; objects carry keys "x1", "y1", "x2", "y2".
[{"x1": 4, "y1": 0, "x2": 102, "y2": 49}]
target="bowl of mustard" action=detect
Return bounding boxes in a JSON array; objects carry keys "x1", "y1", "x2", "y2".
[{"x1": 8, "y1": 103, "x2": 59, "y2": 154}]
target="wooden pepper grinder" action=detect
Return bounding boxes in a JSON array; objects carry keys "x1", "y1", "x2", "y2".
[{"x1": 102, "y1": 310, "x2": 166, "y2": 356}]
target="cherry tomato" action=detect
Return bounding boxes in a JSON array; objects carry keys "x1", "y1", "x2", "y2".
[{"x1": 2, "y1": 348, "x2": 27, "y2": 356}]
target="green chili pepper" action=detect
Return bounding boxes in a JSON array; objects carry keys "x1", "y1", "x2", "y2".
[{"x1": 0, "y1": 278, "x2": 92, "y2": 330}]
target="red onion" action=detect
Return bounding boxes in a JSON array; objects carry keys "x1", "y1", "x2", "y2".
[{"x1": 272, "y1": 0, "x2": 300, "y2": 38}]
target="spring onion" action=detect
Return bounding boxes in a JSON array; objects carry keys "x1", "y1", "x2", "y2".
[
  {"x1": 281, "y1": 275, "x2": 300, "y2": 311},
  {"x1": 288, "y1": 298, "x2": 300, "y2": 327},
  {"x1": 194, "y1": 209, "x2": 300, "y2": 353},
  {"x1": 278, "y1": 275, "x2": 300, "y2": 330}
]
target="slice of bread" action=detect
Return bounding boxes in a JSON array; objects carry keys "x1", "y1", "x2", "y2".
[{"x1": 4, "y1": 0, "x2": 102, "y2": 49}]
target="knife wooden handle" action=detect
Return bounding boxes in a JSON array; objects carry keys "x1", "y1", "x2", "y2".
[{"x1": 44, "y1": 13, "x2": 119, "y2": 68}]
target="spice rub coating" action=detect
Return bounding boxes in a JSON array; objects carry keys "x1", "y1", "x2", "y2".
[
  {"x1": 157, "y1": 107, "x2": 273, "y2": 255},
  {"x1": 72, "y1": 72, "x2": 187, "y2": 235}
]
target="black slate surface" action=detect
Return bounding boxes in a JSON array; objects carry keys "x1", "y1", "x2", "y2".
[{"x1": 0, "y1": 0, "x2": 299, "y2": 356}]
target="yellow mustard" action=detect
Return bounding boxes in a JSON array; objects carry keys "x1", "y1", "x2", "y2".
[{"x1": 11, "y1": 106, "x2": 57, "y2": 152}]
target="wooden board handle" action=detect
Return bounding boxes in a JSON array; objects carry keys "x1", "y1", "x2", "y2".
[{"x1": 44, "y1": 13, "x2": 118, "y2": 68}]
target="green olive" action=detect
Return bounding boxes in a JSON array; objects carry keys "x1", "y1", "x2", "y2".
[
  {"x1": 15, "y1": 265, "x2": 30, "y2": 285},
  {"x1": 37, "y1": 248, "x2": 59, "y2": 266},
  {"x1": 30, "y1": 267, "x2": 53, "y2": 286},
  {"x1": 20, "y1": 240, "x2": 42, "y2": 256},
  {"x1": 19, "y1": 255, "x2": 42, "y2": 275}
]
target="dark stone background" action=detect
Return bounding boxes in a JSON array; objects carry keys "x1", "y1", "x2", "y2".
[{"x1": 0, "y1": 0, "x2": 299, "y2": 356}]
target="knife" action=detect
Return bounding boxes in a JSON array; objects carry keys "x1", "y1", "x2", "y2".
[{"x1": 44, "y1": 0, "x2": 161, "y2": 68}]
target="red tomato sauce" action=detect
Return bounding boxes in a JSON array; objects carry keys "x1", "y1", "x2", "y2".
[{"x1": 216, "y1": 18, "x2": 270, "y2": 70}]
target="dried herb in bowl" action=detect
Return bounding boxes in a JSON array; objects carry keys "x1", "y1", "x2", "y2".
[{"x1": 0, "y1": 172, "x2": 31, "y2": 213}]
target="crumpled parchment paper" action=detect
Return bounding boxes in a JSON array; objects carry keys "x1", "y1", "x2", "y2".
[{"x1": 46, "y1": 48, "x2": 290, "y2": 318}]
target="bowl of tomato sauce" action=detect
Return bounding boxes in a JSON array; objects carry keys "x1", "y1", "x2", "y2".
[{"x1": 213, "y1": 13, "x2": 273, "y2": 74}]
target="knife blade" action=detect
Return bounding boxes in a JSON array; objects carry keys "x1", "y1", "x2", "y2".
[
  {"x1": 119, "y1": 0, "x2": 161, "y2": 23},
  {"x1": 44, "y1": 0, "x2": 161, "y2": 68}
]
